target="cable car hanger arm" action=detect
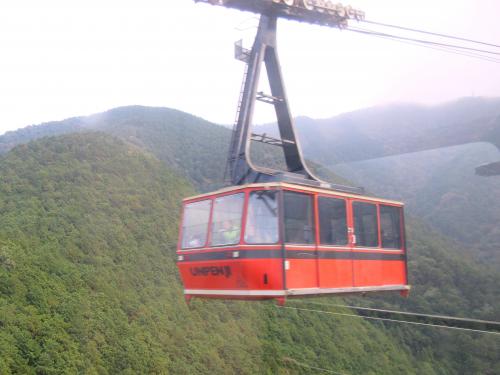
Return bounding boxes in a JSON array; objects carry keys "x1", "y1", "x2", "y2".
[{"x1": 195, "y1": 0, "x2": 365, "y2": 28}]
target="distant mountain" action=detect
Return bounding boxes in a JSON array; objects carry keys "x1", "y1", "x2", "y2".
[
  {"x1": 0, "y1": 105, "x2": 349, "y2": 192},
  {"x1": 0, "y1": 106, "x2": 230, "y2": 192},
  {"x1": 0, "y1": 108, "x2": 499, "y2": 373},
  {"x1": 290, "y1": 97, "x2": 500, "y2": 165},
  {"x1": 0, "y1": 133, "x2": 424, "y2": 374},
  {"x1": 3, "y1": 97, "x2": 499, "y2": 167},
  {"x1": 1, "y1": 100, "x2": 498, "y2": 264}
]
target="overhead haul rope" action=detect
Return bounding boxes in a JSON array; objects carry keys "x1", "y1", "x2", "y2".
[
  {"x1": 276, "y1": 305, "x2": 500, "y2": 336},
  {"x1": 350, "y1": 26, "x2": 500, "y2": 63},
  {"x1": 347, "y1": 27, "x2": 500, "y2": 64},
  {"x1": 346, "y1": 27, "x2": 500, "y2": 57},
  {"x1": 293, "y1": 301, "x2": 500, "y2": 328},
  {"x1": 360, "y1": 19, "x2": 500, "y2": 49}
]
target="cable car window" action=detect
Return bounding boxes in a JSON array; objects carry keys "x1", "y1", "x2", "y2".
[
  {"x1": 181, "y1": 200, "x2": 212, "y2": 249},
  {"x1": 245, "y1": 191, "x2": 279, "y2": 244},
  {"x1": 318, "y1": 197, "x2": 348, "y2": 246},
  {"x1": 284, "y1": 191, "x2": 314, "y2": 244},
  {"x1": 353, "y1": 202, "x2": 379, "y2": 247},
  {"x1": 211, "y1": 193, "x2": 244, "y2": 246},
  {"x1": 380, "y1": 205, "x2": 402, "y2": 249}
]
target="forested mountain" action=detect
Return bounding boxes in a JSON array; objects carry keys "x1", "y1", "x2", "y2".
[
  {"x1": 0, "y1": 107, "x2": 230, "y2": 192},
  {"x1": 290, "y1": 96, "x2": 500, "y2": 165},
  {"x1": 0, "y1": 133, "x2": 424, "y2": 374},
  {"x1": 0, "y1": 106, "x2": 347, "y2": 192},
  {"x1": 0, "y1": 102, "x2": 499, "y2": 373}
]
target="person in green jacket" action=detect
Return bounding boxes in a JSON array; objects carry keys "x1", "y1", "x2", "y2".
[{"x1": 222, "y1": 220, "x2": 240, "y2": 244}]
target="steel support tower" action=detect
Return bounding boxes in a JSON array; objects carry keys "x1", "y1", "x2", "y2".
[{"x1": 197, "y1": 0, "x2": 365, "y2": 192}]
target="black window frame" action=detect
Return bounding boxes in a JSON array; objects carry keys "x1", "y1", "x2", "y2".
[
  {"x1": 318, "y1": 195, "x2": 349, "y2": 246},
  {"x1": 380, "y1": 204, "x2": 403, "y2": 250},
  {"x1": 352, "y1": 200, "x2": 380, "y2": 248},
  {"x1": 283, "y1": 190, "x2": 315, "y2": 245}
]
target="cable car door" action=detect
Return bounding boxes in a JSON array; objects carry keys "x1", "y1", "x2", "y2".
[
  {"x1": 316, "y1": 195, "x2": 354, "y2": 289},
  {"x1": 282, "y1": 190, "x2": 319, "y2": 290}
]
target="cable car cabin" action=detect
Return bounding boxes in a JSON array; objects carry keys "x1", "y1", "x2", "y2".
[{"x1": 176, "y1": 182, "x2": 410, "y2": 304}]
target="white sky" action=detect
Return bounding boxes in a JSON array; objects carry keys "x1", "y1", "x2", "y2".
[{"x1": 0, "y1": 0, "x2": 499, "y2": 134}]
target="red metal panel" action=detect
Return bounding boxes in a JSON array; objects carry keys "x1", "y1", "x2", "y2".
[
  {"x1": 317, "y1": 248, "x2": 353, "y2": 288},
  {"x1": 318, "y1": 259, "x2": 354, "y2": 288},
  {"x1": 353, "y1": 257, "x2": 406, "y2": 286},
  {"x1": 285, "y1": 258, "x2": 318, "y2": 289},
  {"x1": 381, "y1": 260, "x2": 407, "y2": 285},
  {"x1": 353, "y1": 258, "x2": 383, "y2": 286},
  {"x1": 178, "y1": 258, "x2": 284, "y2": 291}
]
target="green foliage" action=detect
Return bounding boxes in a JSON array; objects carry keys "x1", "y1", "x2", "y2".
[
  {"x1": 0, "y1": 103, "x2": 499, "y2": 374},
  {"x1": 0, "y1": 106, "x2": 230, "y2": 192},
  {"x1": 344, "y1": 218, "x2": 500, "y2": 375},
  {"x1": 0, "y1": 133, "x2": 418, "y2": 374},
  {"x1": 0, "y1": 106, "x2": 349, "y2": 192}
]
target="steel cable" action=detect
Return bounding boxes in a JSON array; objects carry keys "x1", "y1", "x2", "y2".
[{"x1": 277, "y1": 305, "x2": 500, "y2": 336}]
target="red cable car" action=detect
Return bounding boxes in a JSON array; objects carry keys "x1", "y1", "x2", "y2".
[
  {"x1": 177, "y1": 182, "x2": 409, "y2": 304},
  {"x1": 177, "y1": 1, "x2": 410, "y2": 303}
]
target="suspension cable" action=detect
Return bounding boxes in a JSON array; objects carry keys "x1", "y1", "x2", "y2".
[
  {"x1": 277, "y1": 305, "x2": 500, "y2": 336},
  {"x1": 360, "y1": 19, "x2": 500, "y2": 49},
  {"x1": 293, "y1": 301, "x2": 500, "y2": 328},
  {"x1": 347, "y1": 27, "x2": 500, "y2": 56},
  {"x1": 347, "y1": 27, "x2": 500, "y2": 64}
]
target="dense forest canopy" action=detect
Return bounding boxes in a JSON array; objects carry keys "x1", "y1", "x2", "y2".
[{"x1": 0, "y1": 100, "x2": 499, "y2": 373}]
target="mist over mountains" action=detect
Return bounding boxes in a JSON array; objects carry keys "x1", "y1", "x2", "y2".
[
  {"x1": 291, "y1": 96, "x2": 500, "y2": 164},
  {"x1": 0, "y1": 97, "x2": 499, "y2": 373}
]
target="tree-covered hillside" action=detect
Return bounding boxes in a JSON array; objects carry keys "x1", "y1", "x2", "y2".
[
  {"x1": 0, "y1": 133, "x2": 425, "y2": 374},
  {"x1": 0, "y1": 104, "x2": 498, "y2": 374},
  {"x1": 346, "y1": 217, "x2": 500, "y2": 375},
  {"x1": 291, "y1": 96, "x2": 500, "y2": 165},
  {"x1": 0, "y1": 105, "x2": 350, "y2": 192},
  {"x1": 0, "y1": 106, "x2": 230, "y2": 192}
]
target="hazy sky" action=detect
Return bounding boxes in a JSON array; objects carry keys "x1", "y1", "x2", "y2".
[{"x1": 0, "y1": 0, "x2": 499, "y2": 134}]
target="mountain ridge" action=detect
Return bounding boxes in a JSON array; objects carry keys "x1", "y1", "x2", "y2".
[
  {"x1": 0, "y1": 132, "x2": 427, "y2": 374},
  {"x1": 0, "y1": 103, "x2": 499, "y2": 373},
  {"x1": 290, "y1": 96, "x2": 500, "y2": 165}
]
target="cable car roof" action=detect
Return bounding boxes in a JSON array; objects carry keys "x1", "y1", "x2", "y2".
[{"x1": 183, "y1": 182, "x2": 404, "y2": 205}]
